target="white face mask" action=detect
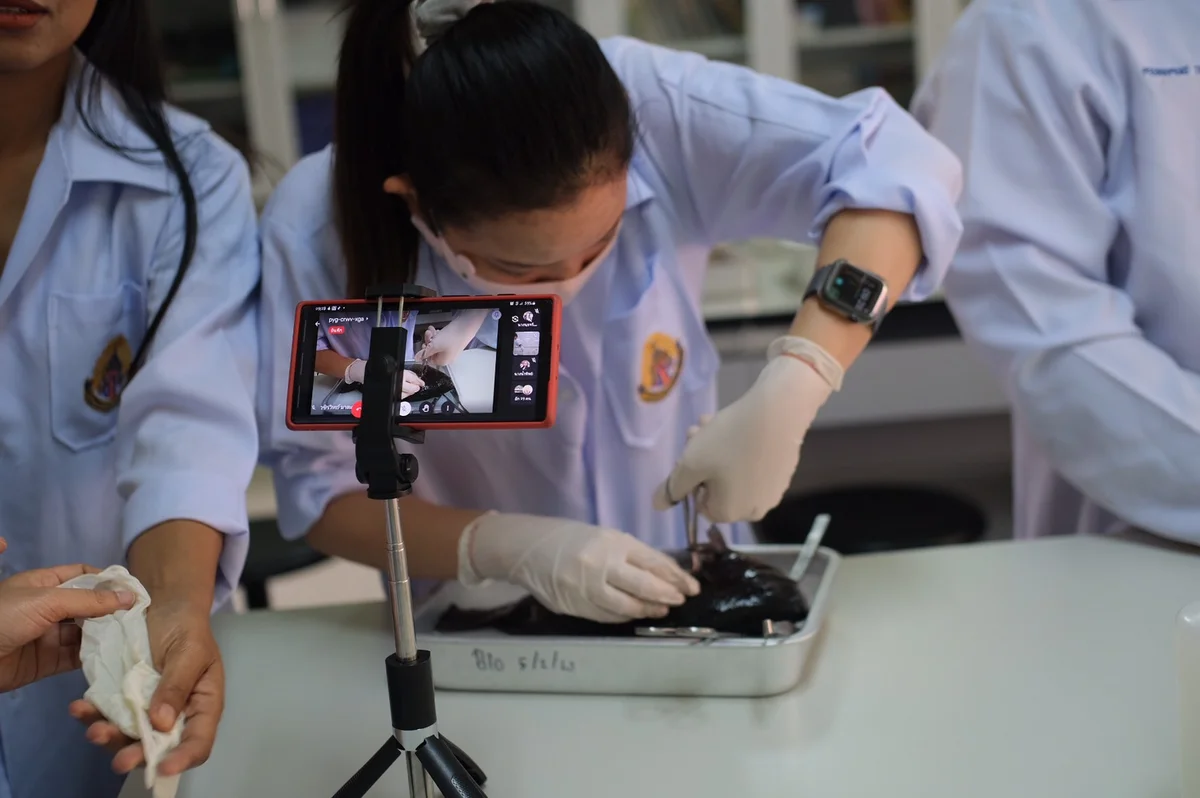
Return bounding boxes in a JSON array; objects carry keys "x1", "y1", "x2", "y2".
[{"x1": 410, "y1": 214, "x2": 620, "y2": 305}]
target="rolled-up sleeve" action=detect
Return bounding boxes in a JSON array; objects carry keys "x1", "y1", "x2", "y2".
[
  {"x1": 912, "y1": 6, "x2": 1200, "y2": 541},
  {"x1": 115, "y1": 133, "x2": 260, "y2": 607},
  {"x1": 257, "y1": 180, "x2": 362, "y2": 542},
  {"x1": 605, "y1": 37, "x2": 962, "y2": 300}
]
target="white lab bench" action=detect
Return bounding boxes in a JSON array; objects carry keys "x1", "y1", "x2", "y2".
[{"x1": 120, "y1": 536, "x2": 1199, "y2": 798}]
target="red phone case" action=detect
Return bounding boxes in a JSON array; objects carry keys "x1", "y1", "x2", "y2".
[{"x1": 285, "y1": 295, "x2": 562, "y2": 432}]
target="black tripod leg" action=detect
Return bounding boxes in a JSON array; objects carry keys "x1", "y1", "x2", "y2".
[
  {"x1": 440, "y1": 735, "x2": 487, "y2": 787},
  {"x1": 417, "y1": 736, "x2": 488, "y2": 798},
  {"x1": 333, "y1": 736, "x2": 403, "y2": 798}
]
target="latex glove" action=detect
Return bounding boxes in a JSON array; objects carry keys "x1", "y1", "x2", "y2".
[
  {"x1": 59, "y1": 567, "x2": 184, "y2": 798},
  {"x1": 344, "y1": 358, "x2": 366, "y2": 385},
  {"x1": 0, "y1": 544, "x2": 136, "y2": 693},
  {"x1": 415, "y1": 309, "x2": 488, "y2": 367},
  {"x1": 399, "y1": 369, "x2": 425, "y2": 399},
  {"x1": 71, "y1": 587, "x2": 224, "y2": 792},
  {"x1": 458, "y1": 513, "x2": 701, "y2": 623},
  {"x1": 654, "y1": 336, "x2": 844, "y2": 523}
]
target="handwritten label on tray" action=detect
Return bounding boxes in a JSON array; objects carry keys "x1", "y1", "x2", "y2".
[{"x1": 472, "y1": 648, "x2": 577, "y2": 674}]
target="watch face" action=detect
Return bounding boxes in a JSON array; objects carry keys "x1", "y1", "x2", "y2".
[{"x1": 825, "y1": 263, "x2": 885, "y2": 319}]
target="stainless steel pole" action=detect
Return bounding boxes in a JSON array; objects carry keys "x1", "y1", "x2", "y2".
[
  {"x1": 383, "y1": 497, "x2": 418, "y2": 662},
  {"x1": 382, "y1": 497, "x2": 429, "y2": 793}
]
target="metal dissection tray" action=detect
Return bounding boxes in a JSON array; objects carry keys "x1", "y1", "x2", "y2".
[{"x1": 413, "y1": 545, "x2": 839, "y2": 698}]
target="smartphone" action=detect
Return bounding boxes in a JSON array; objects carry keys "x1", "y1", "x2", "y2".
[{"x1": 287, "y1": 295, "x2": 561, "y2": 431}]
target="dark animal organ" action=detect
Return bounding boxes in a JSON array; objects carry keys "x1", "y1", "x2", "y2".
[{"x1": 404, "y1": 363, "x2": 456, "y2": 404}]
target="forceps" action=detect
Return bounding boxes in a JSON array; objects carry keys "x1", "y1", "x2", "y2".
[
  {"x1": 682, "y1": 491, "x2": 702, "y2": 572},
  {"x1": 634, "y1": 620, "x2": 796, "y2": 646}
]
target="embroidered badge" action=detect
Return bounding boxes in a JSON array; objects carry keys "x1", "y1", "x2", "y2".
[
  {"x1": 83, "y1": 335, "x2": 132, "y2": 413},
  {"x1": 637, "y1": 333, "x2": 685, "y2": 403}
]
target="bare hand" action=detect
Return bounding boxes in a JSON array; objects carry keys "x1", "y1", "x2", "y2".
[
  {"x1": 71, "y1": 601, "x2": 224, "y2": 778},
  {"x1": 0, "y1": 540, "x2": 136, "y2": 693}
]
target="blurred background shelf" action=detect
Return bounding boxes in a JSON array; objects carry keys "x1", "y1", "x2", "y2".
[
  {"x1": 196, "y1": 0, "x2": 968, "y2": 177},
  {"x1": 664, "y1": 34, "x2": 749, "y2": 61},
  {"x1": 168, "y1": 78, "x2": 244, "y2": 103},
  {"x1": 151, "y1": 0, "x2": 968, "y2": 312},
  {"x1": 279, "y1": 2, "x2": 343, "y2": 92},
  {"x1": 796, "y1": 21, "x2": 912, "y2": 49}
]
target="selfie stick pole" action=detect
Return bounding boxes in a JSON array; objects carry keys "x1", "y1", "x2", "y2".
[{"x1": 333, "y1": 284, "x2": 487, "y2": 798}]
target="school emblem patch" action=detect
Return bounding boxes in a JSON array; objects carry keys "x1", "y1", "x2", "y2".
[
  {"x1": 638, "y1": 333, "x2": 684, "y2": 403},
  {"x1": 83, "y1": 335, "x2": 132, "y2": 413}
]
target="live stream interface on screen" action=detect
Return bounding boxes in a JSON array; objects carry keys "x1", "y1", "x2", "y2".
[{"x1": 307, "y1": 301, "x2": 545, "y2": 421}]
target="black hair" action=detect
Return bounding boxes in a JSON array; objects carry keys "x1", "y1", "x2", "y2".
[
  {"x1": 75, "y1": 0, "x2": 198, "y2": 380},
  {"x1": 334, "y1": 0, "x2": 634, "y2": 298}
]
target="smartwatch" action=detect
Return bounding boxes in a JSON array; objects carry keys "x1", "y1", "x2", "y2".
[{"x1": 803, "y1": 259, "x2": 889, "y2": 333}]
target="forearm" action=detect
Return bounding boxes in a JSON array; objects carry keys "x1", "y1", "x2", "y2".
[
  {"x1": 307, "y1": 492, "x2": 485, "y2": 580},
  {"x1": 314, "y1": 350, "x2": 355, "y2": 380},
  {"x1": 127, "y1": 520, "x2": 224, "y2": 608},
  {"x1": 422, "y1": 310, "x2": 488, "y2": 364},
  {"x1": 791, "y1": 208, "x2": 923, "y2": 368},
  {"x1": 446, "y1": 309, "x2": 487, "y2": 340},
  {"x1": 1013, "y1": 339, "x2": 1200, "y2": 542}
]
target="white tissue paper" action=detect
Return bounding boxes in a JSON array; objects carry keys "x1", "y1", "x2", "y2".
[{"x1": 59, "y1": 565, "x2": 184, "y2": 798}]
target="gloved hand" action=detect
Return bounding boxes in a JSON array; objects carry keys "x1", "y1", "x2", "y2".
[
  {"x1": 399, "y1": 369, "x2": 425, "y2": 399},
  {"x1": 654, "y1": 336, "x2": 844, "y2": 523},
  {"x1": 458, "y1": 513, "x2": 701, "y2": 623},
  {"x1": 344, "y1": 358, "x2": 366, "y2": 385},
  {"x1": 415, "y1": 309, "x2": 488, "y2": 367},
  {"x1": 0, "y1": 544, "x2": 136, "y2": 694}
]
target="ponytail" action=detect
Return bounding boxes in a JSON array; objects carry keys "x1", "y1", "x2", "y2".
[{"x1": 334, "y1": 0, "x2": 421, "y2": 298}]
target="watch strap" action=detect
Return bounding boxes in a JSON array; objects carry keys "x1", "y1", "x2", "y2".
[{"x1": 802, "y1": 263, "x2": 833, "y2": 303}]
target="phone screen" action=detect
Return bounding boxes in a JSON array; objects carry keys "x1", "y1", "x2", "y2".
[{"x1": 287, "y1": 295, "x2": 560, "y2": 430}]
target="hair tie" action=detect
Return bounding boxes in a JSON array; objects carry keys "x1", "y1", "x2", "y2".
[{"x1": 415, "y1": 0, "x2": 493, "y2": 44}]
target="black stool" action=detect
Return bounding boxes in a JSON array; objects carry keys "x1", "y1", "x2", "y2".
[
  {"x1": 756, "y1": 485, "x2": 987, "y2": 554},
  {"x1": 239, "y1": 519, "x2": 329, "y2": 610}
]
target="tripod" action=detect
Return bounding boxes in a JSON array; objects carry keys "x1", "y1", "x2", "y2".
[{"x1": 333, "y1": 286, "x2": 488, "y2": 798}]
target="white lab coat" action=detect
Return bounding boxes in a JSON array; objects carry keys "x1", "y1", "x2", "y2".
[{"x1": 913, "y1": 0, "x2": 1200, "y2": 543}]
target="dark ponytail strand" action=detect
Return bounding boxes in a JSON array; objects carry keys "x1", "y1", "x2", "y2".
[
  {"x1": 75, "y1": 0, "x2": 198, "y2": 380},
  {"x1": 334, "y1": 0, "x2": 421, "y2": 299}
]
